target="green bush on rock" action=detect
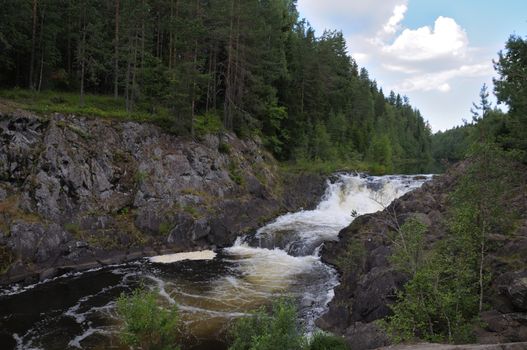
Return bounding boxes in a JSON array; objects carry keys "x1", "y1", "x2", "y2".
[
  {"x1": 116, "y1": 288, "x2": 181, "y2": 350},
  {"x1": 229, "y1": 299, "x2": 348, "y2": 350}
]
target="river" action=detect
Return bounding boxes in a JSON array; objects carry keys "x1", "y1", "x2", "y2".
[{"x1": 0, "y1": 174, "x2": 431, "y2": 349}]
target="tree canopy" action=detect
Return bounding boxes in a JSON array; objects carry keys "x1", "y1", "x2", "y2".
[{"x1": 0, "y1": 0, "x2": 432, "y2": 171}]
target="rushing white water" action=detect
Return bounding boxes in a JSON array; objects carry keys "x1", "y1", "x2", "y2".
[
  {"x1": 221, "y1": 174, "x2": 432, "y2": 330},
  {"x1": 149, "y1": 250, "x2": 217, "y2": 263},
  {"x1": 0, "y1": 173, "x2": 431, "y2": 350}
]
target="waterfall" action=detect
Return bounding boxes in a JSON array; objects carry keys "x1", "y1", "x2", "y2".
[{"x1": 0, "y1": 173, "x2": 432, "y2": 349}]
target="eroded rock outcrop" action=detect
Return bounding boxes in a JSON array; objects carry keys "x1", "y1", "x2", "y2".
[
  {"x1": 0, "y1": 109, "x2": 325, "y2": 284},
  {"x1": 319, "y1": 164, "x2": 527, "y2": 348}
]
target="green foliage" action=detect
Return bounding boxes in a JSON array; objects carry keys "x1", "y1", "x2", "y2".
[
  {"x1": 229, "y1": 299, "x2": 306, "y2": 350},
  {"x1": 229, "y1": 300, "x2": 348, "y2": 350},
  {"x1": 494, "y1": 35, "x2": 527, "y2": 118},
  {"x1": 116, "y1": 288, "x2": 180, "y2": 350},
  {"x1": 279, "y1": 158, "x2": 367, "y2": 176},
  {"x1": 493, "y1": 35, "x2": 527, "y2": 159},
  {"x1": 367, "y1": 134, "x2": 393, "y2": 173},
  {"x1": 389, "y1": 218, "x2": 427, "y2": 277},
  {"x1": 385, "y1": 255, "x2": 478, "y2": 343},
  {"x1": 336, "y1": 239, "x2": 366, "y2": 274},
  {"x1": 431, "y1": 124, "x2": 474, "y2": 167},
  {"x1": 183, "y1": 205, "x2": 200, "y2": 219},
  {"x1": 218, "y1": 142, "x2": 231, "y2": 155},
  {"x1": 158, "y1": 222, "x2": 172, "y2": 236},
  {"x1": 0, "y1": 89, "x2": 159, "y2": 123},
  {"x1": 134, "y1": 170, "x2": 148, "y2": 185},
  {"x1": 64, "y1": 223, "x2": 82, "y2": 237},
  {"x1": 0, "y1": 245, "x2": 14, "y2": 274},
  {"x1": 306, "y1": 332, "x2": 349, "y2": 350},
  {"x1": 385, "y1": 217, "x2": 479, "y2": 343},
  {"x1": 229, "y1": 161, "x2": 245, "y2": 186},
  {"x1": 194, "y1": 112, "x2": 224, "y2": 137},
  {"x1": 263, "y1": 105, "x2": 289, "y2": 156},
  {"x1": 385, "y1": 143, "x2": 520, "y2": 344},
  {"x1": 0, "y1": 0, "x2": 433, "y2": 171}
]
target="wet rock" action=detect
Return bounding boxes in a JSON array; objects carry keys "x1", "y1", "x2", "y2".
[
  {"x1": 343, "y1": 322, "x2": 390, "y2": 350},
  {"x1": 8, "y1": 222, "x2": 71, "y2": 263},
  {"x1": 351, "y1": 268, "x2": 407, "y2": 322},
  {"x1": 0, "y1": 110, "x2": 326, "y2": 285},
  {"x1": 509, "y1": 276, "x2": 527, "y2": 311},
  {"x1": 320, "y1": 162, "x2": 527, "y2": 348},
  {"x1": 499, "y1": 271, "x2": 527, "y2": 312},
  {"x1": 0, "y1": 187, "x2": 7, "y2": 201},
  {"x1": 39, "y1": 268, "x2": 57, "y2": 281}
]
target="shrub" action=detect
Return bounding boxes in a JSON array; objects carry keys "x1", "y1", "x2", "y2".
[
  {"x1": 229, "y1": 299, "x2": 305, "y2": 350},
  {"x1": 194, "y1": 112, "x2": 223, "y2": 136},
  {"x1": 218, "y1": 142, "x2": 231, "y2": 154},
  {"x1": 228, "y1": 161, "x2": 244, "y2": 186},
  {"x1": 307, "y1": 332, "x2": 349, "y2": 350},
  {"x1": 116, "y1": 288, "x2": 180, "y2": 350},
  {"x1": 0, "y1": 245, "x2": 14, "y2": 274}
]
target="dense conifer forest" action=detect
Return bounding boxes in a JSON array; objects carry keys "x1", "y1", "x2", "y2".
[{"x1": 0, "y1": 0, "x2": 432, "y2": 172}]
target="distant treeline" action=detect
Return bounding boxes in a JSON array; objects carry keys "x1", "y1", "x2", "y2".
[
  {"x1": 0, "y1": 0, "x2": 432, "y2": 171},
  {"x1": 432, "y1": 33, "x2": 527, "y2": 167}
]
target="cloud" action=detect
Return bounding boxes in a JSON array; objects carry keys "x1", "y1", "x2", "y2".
[
  {"x1": 297, "y1": 0, "x2": 499, "y2": 131},
  {"x1": 365, "y1": 6, "x2": 491, "y2": 95},
  {"x1": 382, "y1": 16, "x2": 469, "y2": 61},
  {"x1": 393, "y1": 63, "x2": 494, "y2": 93},
  {"x1": 298, "y1": 0, "x2": 407, "y2": 34},
  {"x1": 382, "y1": 4, "x2": 408, "y2": 35},
  {"x1": 353, "y1": 52, "x2": 370, "y2": 65},
  {"x1": 381, "y1": 63, "x2": 419, "y2": 74}
]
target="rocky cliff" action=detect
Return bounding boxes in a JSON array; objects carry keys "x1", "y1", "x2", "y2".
[
  {"x1": 318, "y1": 163, "x2": 527, "y2": 349},
  {"x1": 0, "y1": 106, "x2": 325, "y2": 284}
]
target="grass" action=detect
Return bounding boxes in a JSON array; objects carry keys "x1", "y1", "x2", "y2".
[
  {"x1": 0, "y1": 195, "x2": 43, "y2": 233},
  {"x1": 183, "y1": 205, "x2": 200, "y2": 219},
  {"x1": 279, "y1": 159, "x2": 371, "y2": 176},
  {"x1": 0, "y1": 88, "x2": 174, "y2": 127},
  {"x1": 228, "y1": 160, "x2": 245, "y2": 186},
  {"x1": 158, "y1": 222, "x2": 172, "y2": 236},
  {"x1": 64, "y1": 222, "x2": 82, "y2": 237},
  {"x1": 0, "y1": 245, "x2": 14, "y2": 274}
]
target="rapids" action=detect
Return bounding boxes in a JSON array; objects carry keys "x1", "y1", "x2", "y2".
[{"x1": 0, "y1": 174, "x2": 431, "y2": 349}]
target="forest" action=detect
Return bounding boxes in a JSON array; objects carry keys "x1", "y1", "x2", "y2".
[{"x1": 0, "y1": 0, "x2": 432, "y2": 173}]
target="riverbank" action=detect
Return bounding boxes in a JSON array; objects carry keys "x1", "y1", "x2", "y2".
[
  {"x1": 318, "y1": 163, "x2": 527, "y2": 348},
  {"x1": 0, "y1": 105, "x2": 327, "y2": 285}
]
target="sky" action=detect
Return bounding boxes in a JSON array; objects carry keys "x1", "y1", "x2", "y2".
[{"x1": 297, "y1": 0, "x2": 527, "y2": 132}]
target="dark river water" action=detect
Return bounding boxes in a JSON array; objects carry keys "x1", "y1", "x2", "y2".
[{"x1": 0, "y1": 174, "x2": 431, "y2": 350}]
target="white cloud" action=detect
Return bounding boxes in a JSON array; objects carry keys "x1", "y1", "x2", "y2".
[
  {"x1": 298, "y1": 0, "x2": 407, "y2": 34},
  {"x1": 382, "y1": 4, "x2": 408, "y2": 35},
  {"x1": 298, "y1": 0, "x2": 499, "y2": 131},
  {"x1": 353, "y1": 52, "x2": 370, "y2": 65},
  {"x1": 393, "y1": 63, "x2": 494, "y2": 93},
  {"x1": 381, "y1": 63, "x2": 419, "y2": 74},
  {"x1": 382, "y1": 16, "x2": 469, "y2": 61}
]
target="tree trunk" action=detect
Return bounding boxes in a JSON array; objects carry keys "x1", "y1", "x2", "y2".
[
  {"x1": 130, "y1": 32, "x2": 138, "y2": 111},
  {"x1": 80, "y1": 28, "x2": 86, "y2": 107},
  {"x1": 190, "y1": 0, "x2": 200, "y2": 137},
  {"x1": 168, "y1": 0, "x2": 173, "y2": 70},
  {"x1": 114, "y1": 0, "x2": 120, "y2": 99},
  {"x1": 67, "y1": 4, "x2": 71, "y2": 75},
  {"x1": 224, "y1": 0, "x2": 235, "y2": 129},
  {"x1": 29, "y1": 0, "x2": 38, "y2": 89},
  {"x1": 37, "y1": 6, "x2": 46, "y2": 92}
]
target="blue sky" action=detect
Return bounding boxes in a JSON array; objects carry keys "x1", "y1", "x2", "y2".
[{"x1": 297, "y1": 0, "x2": 527, "y2": 131}]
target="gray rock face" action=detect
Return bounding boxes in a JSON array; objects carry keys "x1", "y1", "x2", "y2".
[
  {"x1": 0, "y1": 111, "x2": 325, "y2": 284},
  {"x1": 319, "y1": 163, "x2": 527, "y2": 348},
  {"x1": 509, "y1": 276, "x2": 527, "y2": 311},
  {"x1": 8, "y1": 222, "x2": 71, "y2": 264},
  {"x1": 498, "y1": 271, "x2": 527, "y2": 312}
]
